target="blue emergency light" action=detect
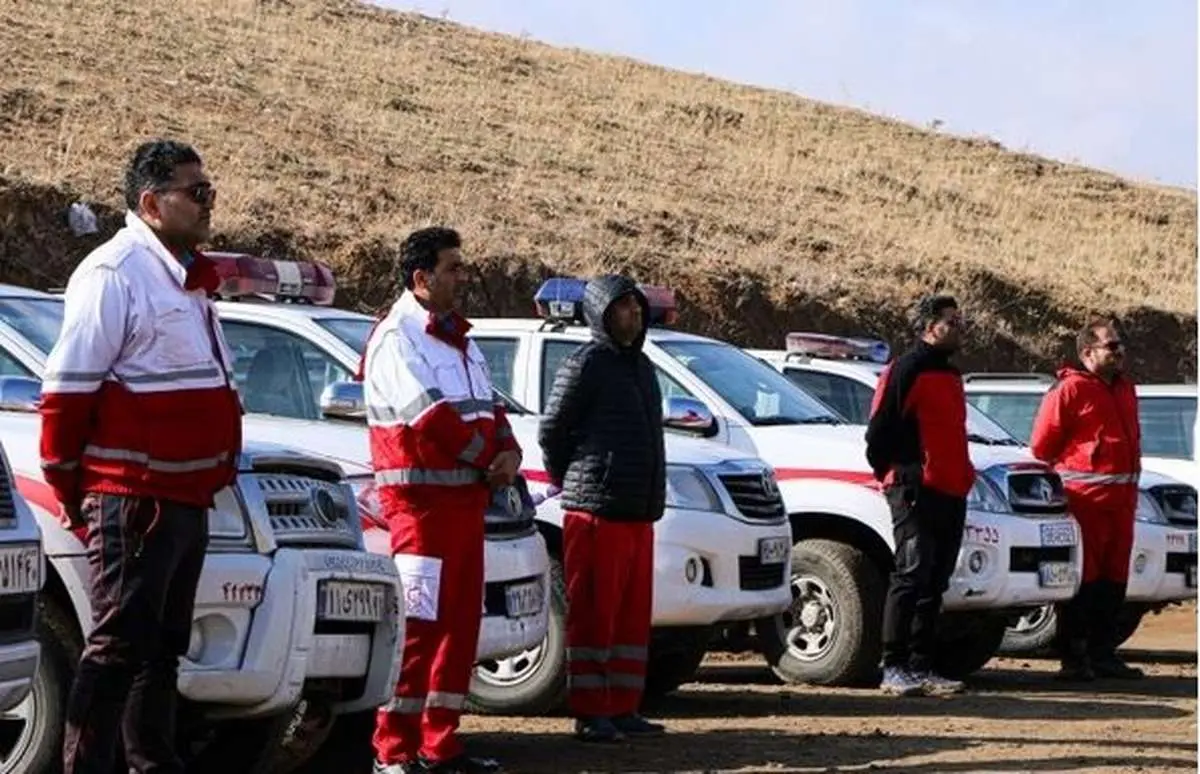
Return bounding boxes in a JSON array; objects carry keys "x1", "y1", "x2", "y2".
[
  {"x1": 533, "y1": 277, "x2": 679, "y2": 327},
  {"x1": 785, "y1": 332, "x2": 891, "y2": 364}
]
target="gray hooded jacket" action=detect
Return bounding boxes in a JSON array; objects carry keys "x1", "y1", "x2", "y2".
[{"x1": 537, "y1": 274, "x2": 667, "y2": 522}]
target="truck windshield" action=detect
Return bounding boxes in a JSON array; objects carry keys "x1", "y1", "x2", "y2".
[
  {"x1": 657, "y1": 340, "x2": 843, "y2": 426},
  {"x1": 315, "y1": 317, "x2": 376, "y2": 354},
  {"x1": 0, "y1": 296, "x2": 65, "y2": 355}
]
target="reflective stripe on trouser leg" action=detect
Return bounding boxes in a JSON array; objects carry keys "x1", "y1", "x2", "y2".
[
  {"x1": 374, "y1": 616, "x2": 434, "y2": 764},
  {"x1": 607, "y1": 521, "x2": 655, "y2": 716},
  {"x1": 564, "y1": 512, "x2": 611, "y2": 718}
]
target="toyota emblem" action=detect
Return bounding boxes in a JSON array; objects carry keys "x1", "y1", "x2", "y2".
[
  {"x1": 310, "y1": 487, "x2": 342, "y2": 525},
  {"x1": 761, "y1": 470, "x2": 780, "y2": 499}
]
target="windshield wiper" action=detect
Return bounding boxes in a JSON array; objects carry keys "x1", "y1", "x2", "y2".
[{"x1": 798, "y1": 416, "x2": 842, "y2": 425}]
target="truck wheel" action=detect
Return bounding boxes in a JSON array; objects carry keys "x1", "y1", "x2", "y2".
[
  {"x1": 933, "y1": 615, "x2": 1008, "y2": 679},
  {"x1": 1000, "y1": 604, "x2": 1059, "y2": 655},
  {"x1": 642, "y1": 626, "x2": 712, "y2": 703},
  {"x1": 466, "y1": 559, "x2": 568, "y2": 716},
  {"x1": 0, "y1": 595, "x2": 81, "y2": 774},
  {"x1": 754, "y1": 539, "x2": 886, "y2": 687}
]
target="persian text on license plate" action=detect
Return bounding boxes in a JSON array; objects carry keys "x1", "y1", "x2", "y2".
[
  {"x1": 1040, "y1": 522, "x2": 1077, "y2": 548},
  {"x1": 0, "y1": 545, "x2": 39, "y2": 596},
  {"x1": 1037, "y1": 561, "x2": 1077, "y2": 589},
  {"x1": 758, "y1": 537, "x2": 790, "y2": 565},
  {"x1": 505, "y1": 579, "x2": 545, "y2": 619},
  {"x1": 318, "y1": 581, "x2": 388, "y2": 622}
]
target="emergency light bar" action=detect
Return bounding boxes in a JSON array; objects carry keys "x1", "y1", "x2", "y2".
[
  {"x1": 785, "y1": 332, "x2": 891, "y2": 364},
  {"x1": 207, "y1": 252, "x2": 336, "y2": 306},
  {"x1": 533, "y1": 277, "x2": 678, "y2": 326}
]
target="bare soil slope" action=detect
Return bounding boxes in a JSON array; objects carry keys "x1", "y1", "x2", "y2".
[{"x1": 1, "y1": 0, "x2": 1196, "y2": 378}]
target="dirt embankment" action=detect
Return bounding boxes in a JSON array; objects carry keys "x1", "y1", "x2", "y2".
[{"x1": 3, "y1": 177, "x2": 1194, "y2": 381}]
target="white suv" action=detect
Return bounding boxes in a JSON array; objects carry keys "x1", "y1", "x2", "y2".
[
  {"x1": 0, "y1": 427, "x2": 43, "y2": 773},
  {"x1": 752, "y1": 340, "x2": 1197, "y2": 654},
  {"x1": 468, "y1": 282, "x2": 1085, "y2": 687}
]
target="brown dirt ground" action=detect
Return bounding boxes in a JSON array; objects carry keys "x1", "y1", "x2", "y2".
[{"x1": 431, "y1": 604, "x2": 1194, "y2": 774}]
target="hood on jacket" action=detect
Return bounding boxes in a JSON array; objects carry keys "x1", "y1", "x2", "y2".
[
  {"x1": 1055, "y1": 363, "x2": 1130, "y2": 387},
  {"x1": 582, "y1": 274, "x2": 650, "y2": 352}
]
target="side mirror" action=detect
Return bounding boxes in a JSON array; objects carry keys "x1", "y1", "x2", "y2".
[
  {"x1": 663, "y1": 396, "x2": 716, "y2": 436},
  {"x1": 0, "y1": 377, "x2": 42, "y2": 413},
  {"x1": 319, "y1": 381, "x2": 366, "y2": 422}
]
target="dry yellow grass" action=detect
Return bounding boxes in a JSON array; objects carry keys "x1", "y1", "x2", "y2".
[{"x1": 0, "y1": 0, "x2": 1195, "y2": 377}]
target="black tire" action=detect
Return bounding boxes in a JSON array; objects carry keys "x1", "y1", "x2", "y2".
[
  {"x1": 295, "y1": 710, "x2": 374, "y2": 774},
  {"x1": 465, "y1": 559, "x2": 568, "y2": 716},
  {"x1": 642, "y1": 626, "x2": 712, "y2": 702},
  {"x1": 754, "y1": 539, "x2": 886, "y2": 687},
  {"x1": 1000, "y1": 604, "x2": 1059, "y2": 655},
  {"x1": 933, "y1": 615, "x2": 1008, "y2": 678},
  {"x1": 0, "y1": 595, "x2": 81, "y2": 774}
]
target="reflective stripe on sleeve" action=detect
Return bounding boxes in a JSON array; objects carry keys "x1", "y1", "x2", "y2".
[{"x1": 1058, "y1": 471, "x2": 1138, "y2": 485}]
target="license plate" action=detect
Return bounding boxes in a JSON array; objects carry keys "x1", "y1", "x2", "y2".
[
  {"x1": 1187, "y1": 565, "x2": 1197, "y2": 589},
  {"x1": 0, "y1": 545, "x2": 39, "y2": 596},
  {"x1": 317, "y1": 581, "x2": 388, "y2": 622},
  {"x1": 505, "y1": 579, "x2": 544, "y2": 619},
  {"x1": 1040, "y1": 522, "x2": 1077, "y2": 547},
  {"x1": 758, "y1": 536, "x2": 790, "y2": 565},
  {"x1": 1038, "y1": 561, "x2": 1077, "y2": 588}
]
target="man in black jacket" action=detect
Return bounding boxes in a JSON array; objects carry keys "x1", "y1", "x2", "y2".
[
  {"x1": 538, "y1": 274, "x2": 667, "y2": 743},
  {"x1": 865, "y1": 294, "x2": 975, "y2": 697}
]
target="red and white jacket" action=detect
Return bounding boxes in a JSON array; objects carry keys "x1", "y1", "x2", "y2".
[
  {"x1": 39, "y1": 212, "x2": 243, "y2": 509},
  {"x1": 361, "y1": 291, "x2": 519, "y2": 516}
]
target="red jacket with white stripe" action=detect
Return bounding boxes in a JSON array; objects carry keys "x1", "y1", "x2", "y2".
[
  {"x1": 39, "y1": 212, "x2": 243, "y2": 510},
  {"x1": 361, "y1": 291, "x2": 519, "y2": 519},
  {"x1": 1030, "y1": 366, "x2": 1141, "y2": 514}
]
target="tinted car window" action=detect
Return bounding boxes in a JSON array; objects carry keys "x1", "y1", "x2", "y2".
[
  {"x1": 1138, "y1": 395, "x2": 1197, "y2": 459},
  {"x1": 474, "y1": 337, "x2": 520, "y2": 397},
  {"x1": 221, "y1": 321, "x2": 351, "y2": 420}
]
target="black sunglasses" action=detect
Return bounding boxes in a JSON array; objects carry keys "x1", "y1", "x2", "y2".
[
  {"x1": 1095, "y1": 340, "x2": 1124, "y2": 352},
  {"x1": 155, "y1": 182, "x2": 216, "y2": 206}
]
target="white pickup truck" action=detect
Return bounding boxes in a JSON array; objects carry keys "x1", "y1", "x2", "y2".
[
  {"x1": 750, "y1": 336, "x2": 1198, "y2": 654},
  {"x1": 0, "y1": 388, "x2": 403, "y2": 773},
  {"x1": 136, "y1": 254, "x2": 795, "y2": 715},
  {"x1": 469, "y1": 280, "x2": 1090, "y2": 687},
  {"x1": 0, "y1": 420, "x2": 43, "y2": 774}
]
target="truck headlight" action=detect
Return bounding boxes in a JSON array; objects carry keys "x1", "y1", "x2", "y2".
[
  {"x1": 1136, "y1": 491, "x2": 1169, "y2": 525},
  {"x1": 967, "y1": 477, "x2": 1011, "y2": 514},
  {"x1": 665, "y1": 465, "x2": 722, "y2": 512}
]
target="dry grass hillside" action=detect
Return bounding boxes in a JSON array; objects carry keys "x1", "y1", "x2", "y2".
[{"x1": 1, "y1": 0, "x2": 1196, "y2": 378}]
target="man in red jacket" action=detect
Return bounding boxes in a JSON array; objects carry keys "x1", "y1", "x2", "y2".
[
  {"x1": 865, "y1": 295, "x2": 975, "y2": 697},
  {"x1": 362, "y1": 227, "x2": 520, "y2": 774},
  {"x1": 1031, "y1": 317, "x2": 1144, "y2": 680},
  {"x1": 40, "y1": 140, "x2": 242, "y2": 773}
]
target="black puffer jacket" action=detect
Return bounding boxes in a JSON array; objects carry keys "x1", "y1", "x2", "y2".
[{"x1": 537, "y1": 275, "x2": 667, "y2": 522}]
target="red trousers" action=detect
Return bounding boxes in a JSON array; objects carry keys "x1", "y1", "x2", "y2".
[
  {"x1": 373, "y1": 503, "x2": 485, "y2": 764},
  {"x1": 1074, "y1": 503, "x2": 1136, "y2": 583},
  {"x1": 563, "y1": 511, "x2": 654, "y2": 719}
]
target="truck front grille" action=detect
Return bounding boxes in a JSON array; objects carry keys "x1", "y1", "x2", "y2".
[
  {"x1": 1010, "y1": 546, "x2": 1072, "y2": 573},
  {"x1": 253, "y1": 474, "x2": 360, "y2": 549},
  {"x1": 718, "y1": 473, "x2": 786, "y2": 521},
  {"x1": 0, "y1": 463, "x2": 16, "y2": 529}
]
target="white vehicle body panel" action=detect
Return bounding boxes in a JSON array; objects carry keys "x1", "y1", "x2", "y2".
[
  {"x1": 760, "y1": 353, "x2": 1197, "y2": 606},
  {"x1": 0, "y1": 438, "x2": 42, "y2": 714},
  {"x1": 475, "y1": 322, "x2": 1088, "y2": 613}
]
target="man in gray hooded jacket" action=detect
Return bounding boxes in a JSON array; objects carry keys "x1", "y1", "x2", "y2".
[{"x1": 538, "y1": 274, "x2": 667, "y2": 743}]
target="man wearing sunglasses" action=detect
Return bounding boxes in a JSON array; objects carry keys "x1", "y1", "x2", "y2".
[
  {"x1": 41, "y1": 139, "x2": 240, "y2": 773},
  {"x1": 1030, "y1": 318, "x2": 1144, "y2": 681}
]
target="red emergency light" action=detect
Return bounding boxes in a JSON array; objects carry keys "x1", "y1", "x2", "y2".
[
  {"x1": 207, "y1": 252, "x2": 336, "y2": 306},
  {"x1": 785, "y1": 332, "x2": 891, "y2": 363}
]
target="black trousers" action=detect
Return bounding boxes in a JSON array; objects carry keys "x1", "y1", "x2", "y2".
[
  {"x1": 880, "y1": 484, "x2": 966, "y2": 672},
  {"x1": 63, "y1": 493, "x2": 209, "y2": 774}
]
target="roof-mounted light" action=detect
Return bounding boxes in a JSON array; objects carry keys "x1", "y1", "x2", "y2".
[
  {"x1": 533, "y1": 278, "x2": 678, "y2": 327},
  {"x1": 785, "y1": 332, "x2": 891, "y2": 364},
  {"x1": 207, "y1": 252, "x2": 336, "y2": 306}
]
